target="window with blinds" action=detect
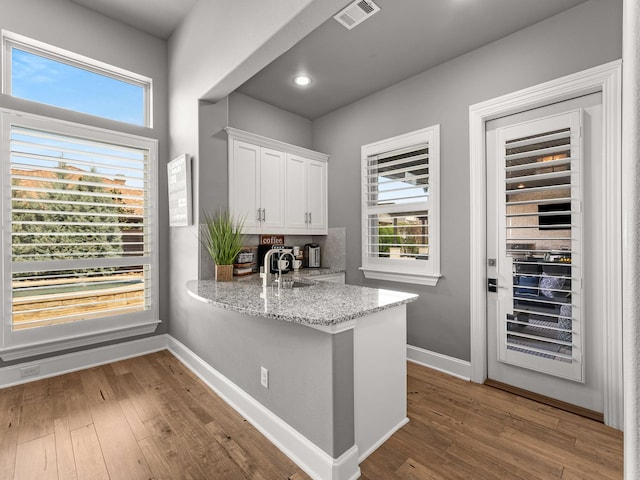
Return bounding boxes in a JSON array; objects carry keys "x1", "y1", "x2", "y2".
[
  {"x1": 2, "y1": 113, "x2": 157, "y2": 339},
  {"x1": 360, "y1": 125, "x2": 440, "y2": 285}
]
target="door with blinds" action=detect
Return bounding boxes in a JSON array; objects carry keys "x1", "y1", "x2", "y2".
[{"x1": 485, "y1": 93, "x2": 605, "y2": 413}]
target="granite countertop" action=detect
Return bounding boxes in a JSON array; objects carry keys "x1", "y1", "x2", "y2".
[
  {"x1": 186, "y1": 274, "x2": 418, "y2": 329},
  {"x1": 288, "y1": 267, "x2": 346, "y2": 278}
]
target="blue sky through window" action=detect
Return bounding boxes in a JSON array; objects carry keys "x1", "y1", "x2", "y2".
[
  {"x1": 11, "y1": 48, "x2": 145, "y2": 126},
  {"x1": 377, "y1": 176, "x2": 428, "y2": 204}
]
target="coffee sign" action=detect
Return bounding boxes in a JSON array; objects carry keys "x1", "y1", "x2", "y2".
[{"x1": 260, "y1": 235, "x2": 285, "y2": 245}]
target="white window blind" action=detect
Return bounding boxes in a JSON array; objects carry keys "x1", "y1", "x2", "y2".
[
  {"x1": 498, "y1": 112, "x2": 584, "y2": 382},
  {"x1": 361, "y1": 125, "x2": 440, "y2": 285},
  {"x1": 4, "y1": 116, "x2": 157, "y2": 336},
  {"x1": 365, "y1": 144, "x2": 430, "y2": 260}
]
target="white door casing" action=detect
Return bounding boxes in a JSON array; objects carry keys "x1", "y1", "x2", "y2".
[{"x1": 469, "y1": 61, "x2": 622, "y2": 428}]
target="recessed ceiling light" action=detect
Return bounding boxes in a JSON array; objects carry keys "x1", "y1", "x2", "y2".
[{"x1": 293, "y1": 75, "x2": 312, "y2": 87}]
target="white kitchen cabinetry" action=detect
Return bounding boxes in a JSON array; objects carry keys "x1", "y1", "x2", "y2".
[
  {"x1": 285, "y1": 154, "x2": 327, "y2": 234},
  {"x1": 227, "y1": 128, "x2": 328, "y2": 235},
  {"x1": 229, "y1": 139, "x2": 285, "y2": 234}
]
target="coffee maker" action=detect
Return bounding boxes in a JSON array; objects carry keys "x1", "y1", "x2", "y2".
[
  {"x1": 303, "y1": 243, "x2": 321, "y2": 268},
  {"x1": 258, "y1": 244, "x2": 293, "y2": 274}
]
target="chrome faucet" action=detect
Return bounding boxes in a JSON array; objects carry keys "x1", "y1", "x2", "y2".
[{"x1": 260, "y1": 248, "x2": 294, "y2": 288}]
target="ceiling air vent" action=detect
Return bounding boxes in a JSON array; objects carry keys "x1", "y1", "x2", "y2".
[{"x1": 334, "y1": 0, "x2": 380, "y2": 30}]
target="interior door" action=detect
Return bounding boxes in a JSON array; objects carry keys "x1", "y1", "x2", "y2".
[{"x1": 486, "y1": 93, "x2": 605, "y2": 413}]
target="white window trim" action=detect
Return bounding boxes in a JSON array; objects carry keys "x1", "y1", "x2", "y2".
[
  {"x1": 1, "y1": 30, "x2": 153, "y2": 128},
  {"x1": 360, "y1": 125, "x2": 441, "y2": 286},
  {"x1": 0, "y1": 109, "x2": 159, "y2": 361}
]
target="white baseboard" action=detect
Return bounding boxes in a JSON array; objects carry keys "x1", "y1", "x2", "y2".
[
  {"x1": 0, "y1": 334, "x2": 168, "y2": 388},
  {"x1": 407, "y1": 344, "x2": 472, "y2": 381},
  {"x1": 358, "y1": 416, "x2": 408, "y2": 463},
  {"x1": 167, "y1": 336, "x2": 361, "y2": 480}
]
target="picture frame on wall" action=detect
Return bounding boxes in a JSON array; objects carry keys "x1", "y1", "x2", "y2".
[{"x1": 167, "y1": 154, "x2": 192, "y2": 227}]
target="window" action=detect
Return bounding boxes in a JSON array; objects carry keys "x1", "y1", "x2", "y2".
[
  {"x1": 0, "y1": 111, "x2": 158, "y2": 359},
  {"x1": 360, "y1": 125, "x2": 440, "y2": 285},
  {"x1": 2, "y1": 31, "x2": 151, "y2": 127}
]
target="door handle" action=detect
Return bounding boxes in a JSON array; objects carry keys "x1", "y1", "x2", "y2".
[
  {"x1": 305, "y1": 212, "x2": 309, "y2": 224},
  {"x1": 262, "y1": 208, "x2": 266, "y2": 222},
  {"x1": 488, "y1": 278, "x2": 507, "y2": 292},
  {"x1": 308, "y1": 212, "x2": 312, "y2": 225},
  {"x1": 257, "y1": 209, "x2": 262, "y2": 222}
]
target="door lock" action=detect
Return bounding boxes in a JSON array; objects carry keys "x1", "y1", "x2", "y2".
[{"x1": 487, "y1": 278, "x2": 508, "y2": 292}]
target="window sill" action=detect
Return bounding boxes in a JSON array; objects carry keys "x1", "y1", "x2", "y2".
[
  {"x1": 359, "y1": 267, "x2": 441, "y2": 286},
  {"x1": 0, "y1": 320, "x2": 161, "y2": 361}
]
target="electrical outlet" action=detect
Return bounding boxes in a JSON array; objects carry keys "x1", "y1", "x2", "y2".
[
  {"x1": 20, "y1": 365, "x2": 40, "y2": 378},
  {"x1": 260, "y1": 366, "x2": 269, "y2": 389}
]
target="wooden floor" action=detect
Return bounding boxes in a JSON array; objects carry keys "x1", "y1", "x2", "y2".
[
  {"x1": 361, "y1": 362, "x2": 623, "y2": 480},
  {"x1": 0, "y1": 351, "x2": 623, "y2": 480}
]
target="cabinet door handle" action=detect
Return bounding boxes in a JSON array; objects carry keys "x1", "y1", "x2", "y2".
[
  {"x1": 262, "y1": 208, "x2": 266, "y2": 222},
  {"x1": 309, "y1": 212, "x2": 312, "y2": 225},
  {"x1": 257, "y1": 208, "x2": 262, "y2": 222},
  {"x1": 305, "y1": 212, "x2": 308, "y2": 224}
]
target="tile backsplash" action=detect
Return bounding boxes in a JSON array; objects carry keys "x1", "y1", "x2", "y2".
[
  {"x1": 315, "y1": 227, "x2": 346, "y2": 270},
  {"x1": 199, "y1": 228, "x2": 347, "y2": 280}
]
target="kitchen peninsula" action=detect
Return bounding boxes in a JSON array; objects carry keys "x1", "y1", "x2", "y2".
[{"x1": 185, "y1": 275, "x2": 417, "y2": 480}]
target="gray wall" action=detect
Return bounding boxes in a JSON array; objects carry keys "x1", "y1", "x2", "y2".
[
  {"x1": 229, "y1": 92, "x2": 313, "y2": 148},
  {"x1": 0, "y1": 0, "x2": 169, "y2": 366},
  {"x1": 174, "y1": 295, "x2": 354, "y2": 456},
  {"x1": 167, "y1": 1, "x2": 356, "y2": 457},
  {"x1": 311, "y1": 0, "x2": 622, "y2": 361},
  {"x1": 187, "y1": 92, "x2": 356, "y2": 457}
]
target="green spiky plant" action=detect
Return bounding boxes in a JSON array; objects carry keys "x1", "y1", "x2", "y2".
[{"x1": 201, "y1": 209, "x2": 245, "y2": 266}]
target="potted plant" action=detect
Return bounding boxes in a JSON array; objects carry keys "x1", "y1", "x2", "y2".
[{"x1": 201, "y1": 209, "x2": 245, "y2": 281}]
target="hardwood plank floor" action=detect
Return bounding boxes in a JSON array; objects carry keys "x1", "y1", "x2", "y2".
[
  {"x1": 359, "y1": 362, "x2": 623, "y2": 480},
  {"x1": 0, "y1": 351, "x2": 623, "y2": 479}
]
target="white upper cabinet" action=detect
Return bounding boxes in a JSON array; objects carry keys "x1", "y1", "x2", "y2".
[
  {"x1": 285, "y1": 154, "x2": 308, "y2": 231},
  {"x1": 229, "y1": 140, "x2": 285, "y2": 234},
  {"x1": 306, "y1": 158, "x2": 327, "y2": 234},
  {"x1": 285, "y1": 154, "x2": 327, "y2": 234},
  {"x1": 227, "y1": 128, "x2": 328, "y2": 235},
  {"x1": 258, "y1": 147, "x2": 286, "y2": 232},
  {"x1": 230, "y1": 140, "x2": 261, "y2": 232}
]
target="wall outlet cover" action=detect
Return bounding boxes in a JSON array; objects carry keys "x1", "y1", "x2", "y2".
[{"x1": 20, "y1": 365, "x2": 40, "y2": 378}]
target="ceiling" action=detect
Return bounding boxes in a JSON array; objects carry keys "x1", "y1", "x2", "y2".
[
  {"x1": 237, "y1": 0, "x2": 589, "y2": 119},
  {"x1": 70, "y1": 0, "x2": 590, "y2": 119},
  {"x1": 70, "y1": 0, "x2": 197, "y2": 39}
]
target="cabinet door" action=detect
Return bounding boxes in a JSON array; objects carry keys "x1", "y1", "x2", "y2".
[
  {"x1": 285, "y1": 154, "x2": 309, "y2": 232},
  {"x1": 259, "y1": 147, "x2": 286, "y2": 231},
  {"x1": 230, "y1": 140, "x2": 260, "y2": 233},
  {"x1": 307, "y1": 159, "x2": 327, "y2": 234}
]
